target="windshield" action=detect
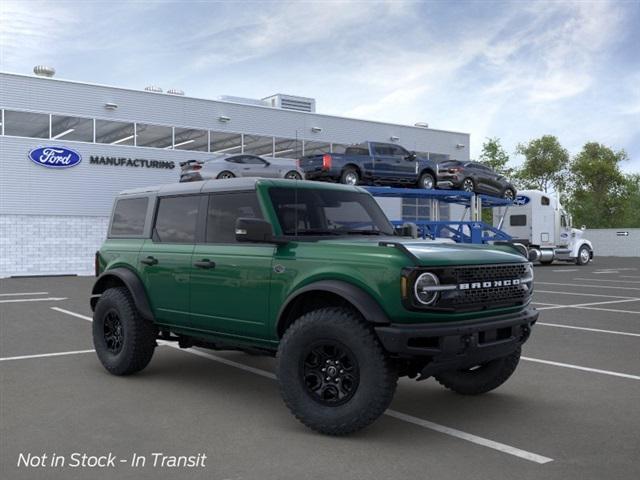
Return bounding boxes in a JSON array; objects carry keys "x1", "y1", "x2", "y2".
[{"x1": 268, "y1": 187, "x2": 395, "y2": 237}]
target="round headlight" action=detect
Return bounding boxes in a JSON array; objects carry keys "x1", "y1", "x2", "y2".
[{"x1": 414, "y1": 272, "x2": 440, "y2": 306}]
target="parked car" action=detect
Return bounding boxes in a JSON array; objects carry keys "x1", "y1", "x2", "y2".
[
  {"x1": 179, "y1": 154, "x2": 303, "y2": 182},
  {"x1": 437, "y1": 160, "x2": 516, "y2": 199},
  {"x1": 299, "y1": 141, "x2": 438, "y2": 189},
  {"x1": 92, "y1": 178, "x2": 537, "y2": 435}
]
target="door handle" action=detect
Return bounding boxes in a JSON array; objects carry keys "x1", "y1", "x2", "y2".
[
  {"x1": 141, "y1": 256, "x2": 158, "y2": 266},
  {"x1": 193, "y1": 259, "x2": 216, "y2": 269}
]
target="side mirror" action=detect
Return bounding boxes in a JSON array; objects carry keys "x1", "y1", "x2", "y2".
[
  {"x1": 405, "y1": 152, "x2": 417, "y2": 161},
  {"x1": 235, "y1": 218, "x2": 287, "y2": 244}
]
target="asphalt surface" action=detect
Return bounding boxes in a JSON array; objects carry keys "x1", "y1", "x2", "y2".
[{"x1": 1, "y1": 257, "x2": 639, "y2": 480}]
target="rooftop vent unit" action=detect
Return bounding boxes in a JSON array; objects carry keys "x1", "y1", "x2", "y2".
[
  {"x1": 144, "y1": 85, "x2": 163, "y2": 93},
  {"x1": 219, "y1": 95, "x2": 269, "y2": 107},
  {"x1": 33, "y1": 65, "x2": 55, "y2": 78},
  {"x1": 167, "y1": 88, "x2": 185, "y2": 96},
  {"x1": 262, "y1": 94, "x2": 316, "y2": 113}
]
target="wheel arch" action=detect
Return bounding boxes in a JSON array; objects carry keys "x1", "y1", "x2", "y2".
[
  {"x1": 342, "y1": 163, "x2": 362, "y2": 176},
  {"x1": 91, "y1": 267, "x2": 155, "y2": 322},
  {"x1": 276, "y1": 280, "x2": 390, "y2": 337}
]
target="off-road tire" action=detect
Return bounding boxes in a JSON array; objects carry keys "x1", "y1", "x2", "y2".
[
  {"x1": 418, "y1": 172, "x2": 436, "y2": 190},
  {"x1": 276, "y1": 307, "x2": 397, "y2": 435},
  {"x1": 340, "y1": 168, "x2": 359, "y2": 186},
  {"x1": 216, "y1": 171, "x2": 235, "y2": 179},
  {"x1": 434, "y1": 347, "x2": 521, "y2": 395},
  {"x1": 93, "y1": 287, "x2": 156, "y2": 376}
]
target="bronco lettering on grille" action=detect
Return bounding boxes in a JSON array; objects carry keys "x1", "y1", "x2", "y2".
[{"x1": 459, "y1": 279, "x2": 521, "y2": 290}]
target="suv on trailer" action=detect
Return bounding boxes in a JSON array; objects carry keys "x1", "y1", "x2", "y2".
[{"x1": 92, "y1": 178, "x2": 538, "y2": 435}]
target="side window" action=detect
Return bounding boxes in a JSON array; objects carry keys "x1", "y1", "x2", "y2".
[
  {"x1": 390, "y1": 145, "x2": 410, "y2": 157},
  {"x1": 153, "y1": 196, "x2": 200, "y2": 243},
  {"x1": 110, "y1": 197, "x2": 148, "y2": 236},
  {"x1": 206, "y1": 192, "x2": 263, "y2": 243},
  {"x1": 561, "y1": 215, "x2": 567, "y2": 228},
  {"x1": 541, "y1": 196, "x2": 550, "y2": 206},
  {"x1": 374, "y1": 145, "x2": 392, "y2": 156},
  {"x1": 510, "y1": 215, "x2": 527, "y2": 227},
  {"x1": 226, "y1": 156, "x2": 243, "y2": 164},
  {"x1": 243, "y1": 156, "x2": 266, "y2": 165}
]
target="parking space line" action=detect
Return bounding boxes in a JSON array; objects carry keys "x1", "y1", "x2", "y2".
[
  {"x1": 0, "y1": 292, "x2": 49, "y2": 296},
  {"x1": 537, "y1": 282, "x2": 640, "y2": 291},
  {"x1": 51, "y1": 307, "x2": 92, "y2": 321},
  {"x1": 163, "y1": 343, "x2": 553, "y2": 464},
  {"x1": 551, "y1": 269, "x2": 578, "y2": 272},
  {"x1": 536, "y1": 290, "x2": 638, "y2": 299},
  {"x1": 571, "y1": 306, "x2": 640, "y2": 315},
  {"x1": 620, "y1": 275, "x2": 640, "y2": 279},
  {"x1": 536, "y1": 298, "x2": 640, "y2": 311},
  {"x1": 573, "y1": 278, "x2": 640, "y2": 284},
  {"x1": 0, "y1": 349, "x2": 95, "y2": 362},
  {"x1": 537, "y1": 322, "x2": 640, "y2": 337},
  {"x1": 522, "y1": 357, "x2": 640, "y2": 380},
  {"x1": 0, "y1": 297, "x2": 67, "y2": 304}
]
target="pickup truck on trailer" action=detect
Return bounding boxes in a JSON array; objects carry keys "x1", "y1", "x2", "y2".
[{"x1": 299, "y1": 141, "x2": 439, "y2": 189}]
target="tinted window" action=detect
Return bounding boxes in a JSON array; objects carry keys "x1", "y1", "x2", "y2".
[
  {"x1": 154, "y1": 196, "x2": 200, "y2": 243},
  {"x1": 4, "y1": 110, "x2": 49, "y2": 138},
  {"x1": 225, "y1": 156, "x2": 243, "y2": 163},
  {"x1": 541, "y1": 196, "x2": 550, "y2": 206},
  {"x1": 243, "y1": 156, "x2": 266, "y2": 165},
  {"x1": 206, "y1": 192, "x2": 263, "y2": 243},
  {"x1": 510, "y1": 215, "x2": 527, "y2": 227},
  {"x1": 268, "y1": 187, "x2": 394, "y2": 236},
  {"x1": 95, "y1": 119, "x2": 135, "y2": 145},
  {"x1": 110, "y1": 197, "x2": 148, "y2": 236},
  {"x1": 51, "y1": 115, "x2": 93, "y2": 142},
  {"x1": 136, "y1": 123, "x2": 172, "y2": 148}
]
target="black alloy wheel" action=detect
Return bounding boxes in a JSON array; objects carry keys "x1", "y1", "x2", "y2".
[
  {"x1": 103, "y1": 310, "x2": 124, "y2": 354},
  {"x1": 285, "y1": 171, "x2": 303, "y2": 180},
  {"x1": 302, "y1": 341, "x2": 360, "y2": 406},
  {"x1": 503, "y1": 188, "x2": 515, "y2": 200}
]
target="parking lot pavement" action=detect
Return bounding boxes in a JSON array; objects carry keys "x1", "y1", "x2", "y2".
[{"x1": 2, "y1": 257, "x2": 640, "y2": 480}]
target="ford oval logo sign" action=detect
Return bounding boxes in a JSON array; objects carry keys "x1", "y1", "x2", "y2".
[
  {"x1": 513, "y1": 195, "x2": 530, "y2": 206},
  {"x1": 28, "y1": 146, "x2": 82, "y2": 169}
]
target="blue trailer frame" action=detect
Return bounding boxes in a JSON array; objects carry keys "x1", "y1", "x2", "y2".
[{"x1": 364, "y1": 187, "x2": 514, "y2": 244}]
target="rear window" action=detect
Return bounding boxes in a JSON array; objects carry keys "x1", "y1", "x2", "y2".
[
  {"x1": 345, "y1": 147, "x2": 369, "y2": 156},
  {"x1": 110, "y1": 197, "x2": 148, "y2": 236},
  {"x1": 153, "y1": 195, "x2": 200, "y2": 243},
  {"x1": 510, "y1": 215, "x2": 527, "y2": 227}
]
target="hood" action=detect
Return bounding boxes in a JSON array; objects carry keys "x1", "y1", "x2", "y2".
[{"x1": 317, "y1": 236, "x2": 526, "y2": 266}]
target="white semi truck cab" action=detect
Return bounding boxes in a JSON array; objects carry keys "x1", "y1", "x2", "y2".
[{"x1": 493, "y1": 190, "x2": 594, "y2": 265}]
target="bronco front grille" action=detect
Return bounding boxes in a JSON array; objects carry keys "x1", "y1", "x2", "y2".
[{"x1": 407, "y1": 263, "x2": 532, "y2": 312}]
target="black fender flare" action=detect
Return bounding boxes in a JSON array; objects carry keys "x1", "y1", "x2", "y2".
[
  {"x1": 276, "y1": 280, "x2": 390, "y2": 336},
  {"x1": 91, "y1": 268, "x2": 155, "y2": 322}
]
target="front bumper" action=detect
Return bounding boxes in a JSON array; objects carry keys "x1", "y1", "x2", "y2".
[
  {"x1": 436, "y1": 174, "x2": 462, "y2": 189},
  {"x1": 375, "y1": 307, "x2": 538, "y2": 377}
]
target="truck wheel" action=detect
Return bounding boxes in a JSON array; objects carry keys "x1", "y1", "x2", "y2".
[
  {"x1": 576, "y1": 245, "x2": 591, "y2": 265},
  {"x1": 418, "y1": 172, "x2": 435, "y2": 189},
  {"x1": 276, "y1": 307, "x2": 398, "y2": 435},
  {"x1": 340, "y1": 168, "x2": 359, "y2": 185},
  {"x1": 93, "y1": 287, "x2": 156, "y2": 376},
  {"x1": 434, "y1": 347, "x2": 521, "y2": 395},
  {"x1": 503, "y1": 188, "x2": 515, "y2": 200}
]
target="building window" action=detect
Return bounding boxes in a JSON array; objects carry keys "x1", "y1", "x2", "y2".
[
  {"x1": 51, "y1": 115, "x2": 93, "y2": 142},
  {"x1": 110, "y1": 197, "x2": 148, "y2": 237},
  {"x1": 153, "y1": 195, "x2": 200, "y2": 243},
  {"x1": 243, "y1": 135, "x2": 274, "y2": 156},
  {"x1": 173, "y1": 127, "x2": 208, "y2": 151},
  {"x1": 331, "y1": 144, "x2": 348, "y2": 154},
  {"x1": 211, "y1": 132, "x2": 242, "y2": 154},
  {"x1": 303, "y1": 141, "x2": 331, "y2": 156},
  {"x1": 95, "y1": 119, "x2": 135, "y2": 145},
  {"x1": 274, "y1": 137, "x2": 302, "y2": 158},
  {"x1": 136, "y1": 123, "x2": 173, "y2": 149},
  {"x1": 3, "y1": 110, "x2": 49, "y2": 138}
]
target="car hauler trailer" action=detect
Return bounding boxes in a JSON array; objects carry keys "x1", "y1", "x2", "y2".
[{"x1": 493, "y1": 190, "x2": 594, "y2": 265}]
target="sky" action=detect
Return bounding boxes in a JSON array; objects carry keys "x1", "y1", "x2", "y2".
[{"x1": 1, "y1": 0, "x2": 639, "y2": 172}]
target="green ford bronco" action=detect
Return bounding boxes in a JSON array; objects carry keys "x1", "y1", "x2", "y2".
[{"x1": 91, "y1": 178, "x2": 537, "y2": 435}]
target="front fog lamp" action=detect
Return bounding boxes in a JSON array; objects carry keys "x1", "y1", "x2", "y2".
[{"x1": 414, "y1": 272, "x2": 440, "y2": 306}]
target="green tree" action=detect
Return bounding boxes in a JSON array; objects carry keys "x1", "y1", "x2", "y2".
[
  {"x1": 566, "y1": 142, "x2": 628, "y2": 228},
  {"x1": 478, "y1": 137, "x2": 513, "y2": 176},
  {"x1": 515, "y1": 135, "x2": 569, "y2": 193},
  {"x1": 619, "y1": 174, "x2": 640, "y2": 228}
]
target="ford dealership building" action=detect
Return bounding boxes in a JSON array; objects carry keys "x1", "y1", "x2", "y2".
[{"x1": 0, "y1": 70, "x2": 470, "y2": 277}]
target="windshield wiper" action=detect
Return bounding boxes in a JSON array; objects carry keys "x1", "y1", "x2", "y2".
[
  {"x1": 291, "y1": 229, "x2": 343, "y2": 236},
  {"x1": 342, "y1": 230, "x2": 384, "y2": 235}
]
